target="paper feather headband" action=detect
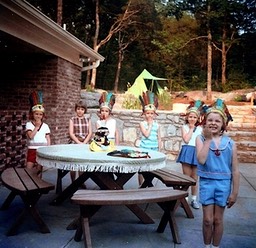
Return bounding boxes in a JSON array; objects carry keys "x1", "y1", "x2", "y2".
[
  {"x1": 206, "y1": 98, "x2": 233, "y2": 127},
  {"x1": 29, "y1": 91, "x2": 45, "y2": 112},
  {"x1": 186, "y1": 100, "x2": 205, "y2": 117},
  {"x1": 139, "y1": 91, "x2": 158, "y2": 113},
  {"x1": 99, "y1": 92, "x2": 115, "y2": 111}
]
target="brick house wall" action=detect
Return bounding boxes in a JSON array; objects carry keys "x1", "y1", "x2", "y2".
[{"x1": 0, "y1": 55, "x2": 81, "y2": 170}]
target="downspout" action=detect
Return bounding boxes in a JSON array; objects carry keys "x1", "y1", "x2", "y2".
[{"x1": 81, "y1": 60, "x2": 100, "y2": 72}]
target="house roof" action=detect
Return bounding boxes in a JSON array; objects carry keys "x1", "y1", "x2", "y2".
[{"x1": 0, "y1": 0, "x2": 104, "y2": 67}]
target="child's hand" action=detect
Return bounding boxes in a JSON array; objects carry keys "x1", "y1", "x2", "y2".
[
  {"x1": 227, "y1": 193, "x2": 237, "y2": 208},
  {"x1": 189, "y1": 123, "x2": 195, "y2": 129},
  {"x1": 203, "y1": 126, "x2": 212, "y2": 140},
  {"x1": 147, "y1": 118, "x2": 153, "y2": 124},
  {"x1": 34, "y1": 119, "x2": 41, "y2": 128}
]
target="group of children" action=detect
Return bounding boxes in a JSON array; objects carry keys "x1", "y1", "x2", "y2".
[{"x1": 25, "y1": 90, "x2": 239, "y2": 248}]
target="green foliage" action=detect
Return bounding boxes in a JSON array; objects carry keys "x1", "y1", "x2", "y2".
[
  {"x1": 85, "y1": 85, "x2": 96, "y2": 92},
  {"x1": 122, "y1": 94, "x2": 141, "y2": 109},
  {"x1": 122, "y1": 91, "x2": 173, "y2": 111},
  {"x1": 158, "y1": 90, "x2": 173, "y2": 110},
  {"x1": 26, "y1": 0, "x2": 256, "y2": 93}
]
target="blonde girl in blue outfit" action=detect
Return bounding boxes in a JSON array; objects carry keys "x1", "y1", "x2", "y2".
[
  {"x1": 138, "y1": 91, "x2": 161, "y2": 185},
  {"x1": 196, "y1": 99, "x2": 240, "y2": 248},
  {"x1": 176, "y1": 100, "x2": 204, "y2": 209}
]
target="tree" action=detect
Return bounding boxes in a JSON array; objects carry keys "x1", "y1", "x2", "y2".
[
  {"x1": 113, "y1": 31, "x2": 139, "y2": 93},
  {"x1": 57, "y1": 0, "x2": 63, "y2": 25},
  {"x1": 89, "y1": 0, "x2": 140, "y2": 90}
]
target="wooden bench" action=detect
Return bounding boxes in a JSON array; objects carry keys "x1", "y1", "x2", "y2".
[
  {"x1": 71, "y1": 187, "x2": 188, "y2": 248},
  {"x1": 141, "y1": 168, "x2": 196, "y2": 218},
  {"x1": 0, "y1": 167, "x2": 55, "y2": 236}
]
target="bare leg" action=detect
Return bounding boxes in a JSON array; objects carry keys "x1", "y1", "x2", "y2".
[
  {"x1": 26, "y1": 161, "x2": 35, "y2": 170},
  {"x1": 182, "y1": 163, "x2": 193, "y2": 197},
  {"x1": 212, "y1": 205, "x2": 225, "y2": 246},
  {"x1": 202, "y1": 204, "x2": 214, "y2": 245},
  {"x1": 26, "y1": 162, "x2": 42, "y2": 178},
  {"x1": 36, "y1": 164, "x2": 43, "y2": 178},
  {"x1": 190, "y1": 165, "x2": 198, "y2": 196},
  {"x1": 138, "y1": 174, "x2": 144, "y2": 186}
]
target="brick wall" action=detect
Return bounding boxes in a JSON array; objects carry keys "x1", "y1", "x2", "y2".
[{"x1": 0, "y1": 55, "x2": 81, "y2": 170}]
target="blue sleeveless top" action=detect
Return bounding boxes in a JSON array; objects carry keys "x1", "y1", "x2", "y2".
[
  {"x1": 140, "y1": 121, "x2": 159, "y2": 150},
  {"x1": 197, "y1": 135, "x2": 234, "y2": 180}
]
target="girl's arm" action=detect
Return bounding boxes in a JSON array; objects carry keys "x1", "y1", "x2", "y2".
[
  {"x1": 46, "y1": 133, "x2": 51, "y2": 146},
  {"x1": 139, "y1": 122, "x2": 152, "y2": 138},
  {"x1": 83, "y1": 119, "x2": 92, "y2": 144},
  {"x1": 26, "y1": 121, "x2": 41, "y2": 139},
  {"x1": 196, "y1": 135, "x2": 211, "y2": 165},
  {"x1": 115, "y1": 128, "x2": 119, "y2": 145},
  {"x1": 69, "y1": 119, "x2": 82, "y2": 144},
  {"x1": 227, "y1": 142, "x2": 240, "y2": 208},
  {"x1": 181, "y1": 125, "x2": 194, "y2": 144}
]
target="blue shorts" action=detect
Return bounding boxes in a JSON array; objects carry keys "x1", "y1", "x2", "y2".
[{"x1": 199, "y1": 178, "x2": 231, "y2": 207}]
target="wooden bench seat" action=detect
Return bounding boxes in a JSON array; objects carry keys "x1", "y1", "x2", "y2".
[
  {"x1": 0, "y1": 167, "x2": 55, "y2": 235},
  {"x1": 141, "y1": 168, "x2": 196, "y2": 218},
  {"x1": 71, "y1": 187, "x2": 188, "y2": 248}
]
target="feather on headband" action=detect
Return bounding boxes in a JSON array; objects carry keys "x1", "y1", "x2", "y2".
[
  {"x1": 99, "y1": 92, "x2": 115, "y2": 111},
  {"x1": 139, "y1": 91, "x2": 158, "y2": 113},
  {"x1": 29, "y1": 91, "x2": 45, "y2": 112}
]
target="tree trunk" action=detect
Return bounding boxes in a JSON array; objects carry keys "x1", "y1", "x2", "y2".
[
  {"x1": 114, "y1": 49, "x2": 123, "y2": 93},
  {"x1": 57, "y1": 0, "x2": 62, "y2": 26},
  {"x1": 90, "y1": 0, "x2": 100, "y2": 89},
  {"x1": 221, "y1": 28, "x2": 227, "y2": 86},
  {"x1": 206, "y1": 4, "x2": 212, "y2": 101}
]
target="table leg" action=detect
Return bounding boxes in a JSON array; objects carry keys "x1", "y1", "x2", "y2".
[
  {"x1": 56, "y1": 169, "x2": 69, "y2": 194},
  {"x1": 50, "y1": 172, "x2": 90, "y2": 205},
  {"x1": 90, "y1": 172, "x2": 154, "y2": 224}
]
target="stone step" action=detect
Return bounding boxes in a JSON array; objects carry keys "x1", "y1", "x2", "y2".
[
  {"x1": 227, "y1": 105, "x2": 253, "y2": 115},
  {"x1": 228, "y1": 132, "x2": 256, "y2": 142},
  {"x1": 236, "y1": 141, "x2": 256, "y2": 152},
  {"x1": 237, "y1": 151, "x2": 256, "y2": 163},
  {"x1": 228, "y1": 122, "x2": 256, "y2": 132},
  {"x1": 231, "y1": 115, "x2": 256, "y2": 124}
]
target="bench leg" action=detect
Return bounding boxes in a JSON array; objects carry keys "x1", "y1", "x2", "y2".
[
  {"x1": 82, "y1": 217, "x2": 92, "y2": 248},
  {"x1": 74, "y1": 205, "x2": 101, "y2": 247},
  {"x1": 6, "y1": 209, "x2": 26, "y2": 236},
  {"x1": 1, "y1": 191, "x2": 17, "y2": 210},
  {"x1": 28, "y1": 205, "x2": 51, "y2": 233},
  {"x1": 179, "y1": 198, "x2": 194, "y2": 219},
  {"x1": 157, "y1": 200, "x2": 181, "y2": 244},
  {"x1": 6, "y1": 194, "x2": 51, "y2": 235}
]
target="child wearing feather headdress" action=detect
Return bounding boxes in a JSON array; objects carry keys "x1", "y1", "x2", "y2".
[
  {"x1": 176, "y1": 99, "x2": 205, "y2": 209},
  {"x1": 138, "y1": 91, "x2": 161, "y2": 185},
  {"x1": 26, "y1": 91, "x2": 51, "y2": 178},
  {"x1": 96, "y1": 91, "x2": 119, "y2": 145},
  {"x1": 196, "y1": 98, "x2": 239, "y2": 248}
]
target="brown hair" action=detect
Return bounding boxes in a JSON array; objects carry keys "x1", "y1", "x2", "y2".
[{"x1": 75, "y1": 100, "x2": 87, "y2": 112}]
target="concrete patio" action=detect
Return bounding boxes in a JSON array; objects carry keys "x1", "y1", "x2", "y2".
[{"x1": 0, "y1": 161, "x2": 255, "y2": 248}]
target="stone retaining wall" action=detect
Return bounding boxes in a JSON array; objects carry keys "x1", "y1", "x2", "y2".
[{"x1": 89, "y1": 108, "x2": 185, "y2": 160}]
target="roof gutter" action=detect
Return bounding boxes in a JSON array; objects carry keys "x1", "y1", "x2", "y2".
[{"x1": 81, "y1": 60, "x2": 101, "y2": 72}]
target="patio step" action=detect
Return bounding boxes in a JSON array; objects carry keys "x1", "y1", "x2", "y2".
[{"x1": 226, "y1": 105, "x2": 256, "y2": 163}]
